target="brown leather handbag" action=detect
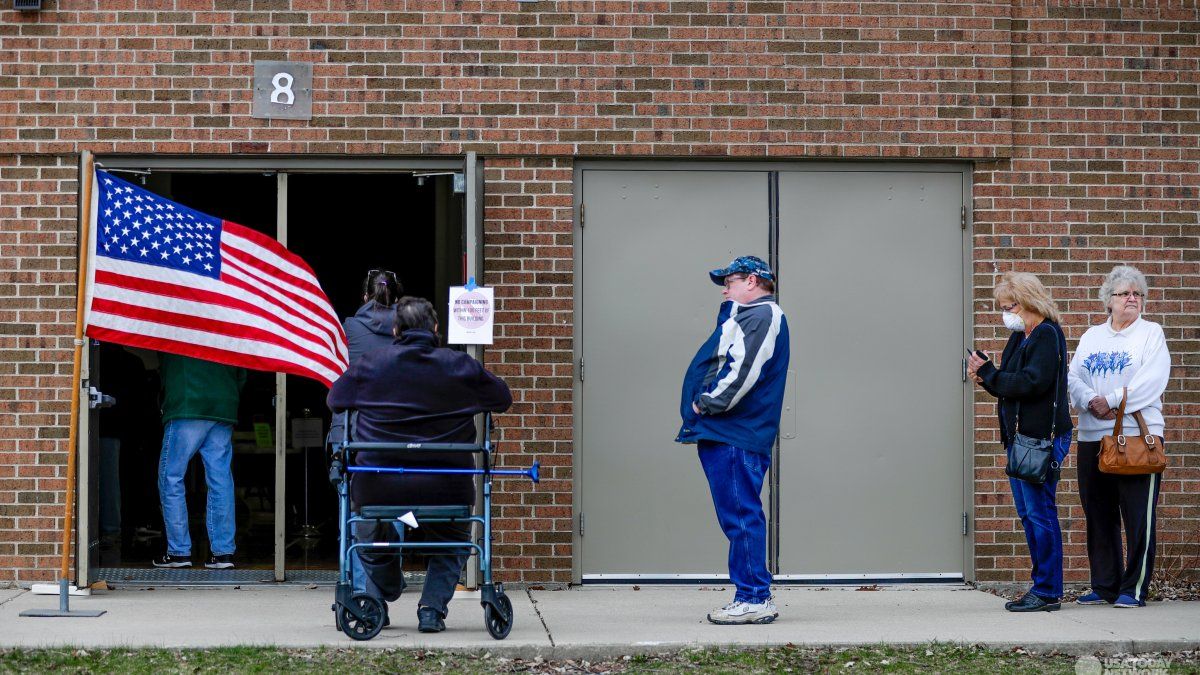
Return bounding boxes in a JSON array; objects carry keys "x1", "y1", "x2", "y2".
[{"x1": 1099, "y1": 387, "x2": 1166, "y2": 475}]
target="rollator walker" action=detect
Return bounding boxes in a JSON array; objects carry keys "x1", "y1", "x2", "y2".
[{"x1": 329, "y1": 412, "x2": 538, "y2": 641}]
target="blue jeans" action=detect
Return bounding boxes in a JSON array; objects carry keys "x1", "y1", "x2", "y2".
[
  {"x1": 698, "y1": 440, "x2": 772, "y2": 604},
  {"x1": 158, "y1": 419, "x2": 236, "y2": 557},
  {"x1": 1007, "y1": 434, "x2": 1071, "y2": 600},
  {"x1": 350, "y1": 519, "x2": 470, "y2": 617}
]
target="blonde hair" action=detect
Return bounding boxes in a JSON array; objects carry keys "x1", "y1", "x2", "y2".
[{"x1": 992, "y1": 271, "x2": 1061, "y2": 323}]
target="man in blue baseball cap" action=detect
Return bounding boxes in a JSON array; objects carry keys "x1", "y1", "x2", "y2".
[{"x1": 676, "y1": 254, "x2": 790, "y2": 625}]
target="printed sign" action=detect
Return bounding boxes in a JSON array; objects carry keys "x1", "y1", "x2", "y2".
[
  {"x1": 253, "y1": 422, "x2": 273, "y2": 449},
  {"x1": 448, "y1": 285, "x2": 494, "y2": 345},
  {"x1": 291, "y1": 417, "x2": 324, "y2": 449},
  {"x1": 251, "y1": 60, "x2": 313, "y2": 121}
]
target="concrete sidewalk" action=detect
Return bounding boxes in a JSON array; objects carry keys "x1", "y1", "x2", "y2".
[{"x1": 1, "y1": 584, "x2": 1198, "y2": 658}]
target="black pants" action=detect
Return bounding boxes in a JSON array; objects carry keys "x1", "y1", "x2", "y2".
[
  {"x1": 352, "y1": 519, "x2": 471, "y2": 617},
  {"x1": 1076, "y1": 440, "x2": 1162, "y2": 603}
]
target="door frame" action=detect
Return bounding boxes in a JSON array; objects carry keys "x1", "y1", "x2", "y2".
[
  {"x1": 571, "y1": 160, "x2": 975, "y2": 584},
  {"x1": 79, "y1": 155, "x2": 471, "y2": 585}
]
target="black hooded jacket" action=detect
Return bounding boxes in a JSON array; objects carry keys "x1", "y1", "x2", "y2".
[
  {"x1": 327, "y1": 330, "x2": 512, "y2": 506},
  {"x1": 977, "y1": 321, "x2": 1074, "y2": 448},
  {"x1": 343, "y1": 301, "x2": 397, "y2": 365}
]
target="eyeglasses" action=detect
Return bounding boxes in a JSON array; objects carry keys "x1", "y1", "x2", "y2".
[
  {"x1": 1111, "y1": 290, "x2": 1144, "y2": 299},
  {"x1": 367, "y1": 269, "x2": 398, "y2": 283},
  {"x1": 999, "y1": 301, "x2": 1019, "y2": 313}
]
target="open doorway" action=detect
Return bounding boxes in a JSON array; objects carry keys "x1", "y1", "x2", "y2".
[
  {"x1": 281, "y1": 172, "x2": 464, "y2": 574},
  {"x1": 87, "y1": 168, "x2": 464, "y2": 584}
]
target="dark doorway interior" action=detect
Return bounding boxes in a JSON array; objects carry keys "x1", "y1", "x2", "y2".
[
  {"x1": 282, "y1": 172, "x2": 463, "y2": 572},
  {"x1": 91, "y1": 171, "x2": 279, "y2": 574},
  {"x1": 90, "y1": 169, "x2": 462, "y2": 582}
]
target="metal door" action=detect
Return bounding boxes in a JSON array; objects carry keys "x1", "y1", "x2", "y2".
[
  {"x1": 775, "y1": 170, "x2": 966, "y2": 578},
  {"x1": 578, "y1": 169, "x2": 769, "y2": 579}
]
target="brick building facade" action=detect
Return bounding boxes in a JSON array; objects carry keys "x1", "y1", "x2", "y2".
[{"x1": 0, "y1": 1, "x2": 1196, "y2": 587}]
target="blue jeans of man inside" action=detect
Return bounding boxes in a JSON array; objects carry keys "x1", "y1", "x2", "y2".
[
  {"x1": 698, "y1": 440, "x2": 772, "y2": 604},
  {"x1": 1008, "y1": 434, "x2": 1072, "y2": 601},
  {"x1": 158, "y1": 419, "x2": 236, "y2": 557}
]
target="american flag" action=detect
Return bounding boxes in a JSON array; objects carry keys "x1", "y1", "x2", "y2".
[{"x1": 84, "y1": 169, "x2": 349, "y2": 387}]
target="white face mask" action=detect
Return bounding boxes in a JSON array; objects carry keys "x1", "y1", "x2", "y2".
[{"x1": 1002, "y1": 311, "x2": 1025, "y2": 332}]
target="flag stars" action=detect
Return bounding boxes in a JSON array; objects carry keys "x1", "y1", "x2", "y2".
[
  {"x1": 182, "y1": 256, "x2": 191, "y2": 265},
  {"x1": 203, "y1": 263, "x2": 213, "y2": 272},
  {"x1": 140, "y1": 248, "x2": 148, "y2": 257}
]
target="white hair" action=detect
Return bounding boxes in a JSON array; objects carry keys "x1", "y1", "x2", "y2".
[{"x1": 1099, "y1": 265, "x2": 1149, "y2": 307}]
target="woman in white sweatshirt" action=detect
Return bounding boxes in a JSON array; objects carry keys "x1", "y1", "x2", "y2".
[{"x1": 1067, "y1": 265, "x2": 1171, "y2": 608}]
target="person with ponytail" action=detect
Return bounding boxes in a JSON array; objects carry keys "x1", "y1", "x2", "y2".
[
  {"x1": 344, "y1": 269, "x2": 403, "y2": 364},
  {"x1": 327, "y1": 270, "x2": 402, "y2": 446}
]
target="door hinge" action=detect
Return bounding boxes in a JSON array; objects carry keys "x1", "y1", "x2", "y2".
[
  {"x1": 578, "y1": 357, "x2": 584, "y2": 382},
  {"x1": 962, "y1": 511, "x2": 969, "y2": 536},
  {"x1": 962, "y1": 357, "x2": 967, "y2": 382},
  {"x1": 580, "y1": 202, "x2": 585, "y2": 229},
  {"x1": 960, "y1": 204, "x2": 967, "y2": 230},
  {"x1": 578, "y1": 512, "x2": 584, "y2": 537}
]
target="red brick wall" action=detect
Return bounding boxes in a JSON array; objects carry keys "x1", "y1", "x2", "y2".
[
  {"x1": 970, "y1": 3, "x2": 1200, "y2": 585},
  {"x1": 0, "y1": 1, "x2": 1196, "y2": 586},
  {"x1": 484, "y1": 157, "x2": 575, "y2": 585},
  {"x1": 0, "y1": 155, "x2": 80, "y2": 584}
]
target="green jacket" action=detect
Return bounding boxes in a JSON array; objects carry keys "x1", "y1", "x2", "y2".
[{"x1": 159, "y1": 353, "x2": 247, "y2": 425}]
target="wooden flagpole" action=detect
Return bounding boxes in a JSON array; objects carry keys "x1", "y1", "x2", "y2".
[
  {"x1": 60, "y1": 150, "x2": 94, "y2": 582},
  {"x1": 23, "y1": 151, "x2": 105, "y2": 616}
]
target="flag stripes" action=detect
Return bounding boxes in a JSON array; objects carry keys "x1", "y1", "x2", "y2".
[{"x1": 85, "y1": 169, "x2": 349, "y2": 387}]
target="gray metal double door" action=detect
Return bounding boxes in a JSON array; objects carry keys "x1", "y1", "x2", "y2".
[{"x1": 577, "y1": 166, "x2": 968, "y2": 581}]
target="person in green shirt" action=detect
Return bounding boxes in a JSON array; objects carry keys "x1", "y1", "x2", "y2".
[{"x1": 152, "y1": 353, "x2": 246, "y2": 570}]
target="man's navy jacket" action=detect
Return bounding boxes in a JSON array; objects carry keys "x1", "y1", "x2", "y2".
[{"x1": 675, "y1": 295, "x2": 790, "y2": 455}]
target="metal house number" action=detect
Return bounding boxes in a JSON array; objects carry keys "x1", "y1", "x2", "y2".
[{"x1": 252, "y1": 61, "x2": 313, "y2": 121}]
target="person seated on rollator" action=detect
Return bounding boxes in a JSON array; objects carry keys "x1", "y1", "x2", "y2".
[{"x1": 327, "y1": 296, "x2": 512, "y2": 633}]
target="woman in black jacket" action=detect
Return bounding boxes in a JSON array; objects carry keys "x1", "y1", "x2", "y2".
[
  {"x1": 328, "y1": 296, "x2": 512, "y2": 633},
  {"x1": 968, "y1": 271, "x2": 1073, "y2": 612}
]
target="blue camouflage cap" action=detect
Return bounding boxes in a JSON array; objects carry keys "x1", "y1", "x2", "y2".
[{"x1": 709, "y1": 255, "x2": 775, "y2": 285}]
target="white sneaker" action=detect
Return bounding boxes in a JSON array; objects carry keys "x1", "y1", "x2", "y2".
[{"x1": 707, "y1": 598, "x2": 778, "y2": 625}]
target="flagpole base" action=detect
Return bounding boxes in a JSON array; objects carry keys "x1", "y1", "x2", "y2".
[
  {"x1": 19, "y1": 578, "x2": 106, "y2": 618},
  {"x1": 19, "y1": 609, "x2": 107, "y2": 618}
]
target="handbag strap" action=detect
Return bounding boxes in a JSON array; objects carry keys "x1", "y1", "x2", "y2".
[
  {"x1": 1014, "y1": 323, "x2": 1063, "y2": 440},
  {"x1": 1112, "y1": 387, "x2": 1127, "y2": 437}
]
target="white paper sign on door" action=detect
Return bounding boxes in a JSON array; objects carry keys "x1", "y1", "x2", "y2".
[{"x1": 448, "y1": 282, "x2": 494, "y2": 345}]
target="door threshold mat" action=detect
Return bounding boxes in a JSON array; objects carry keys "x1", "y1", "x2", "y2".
[
  {"x1": 93, "y1": 568, "x2": 430, "y2": 588},
  {"x1": 93, "y1": 567, "x2": 342, "y2": 587}
]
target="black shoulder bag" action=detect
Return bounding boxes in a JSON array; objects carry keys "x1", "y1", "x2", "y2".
[{"x1": 1005, "y1": 325, "x2": 1063, "y2": 485}]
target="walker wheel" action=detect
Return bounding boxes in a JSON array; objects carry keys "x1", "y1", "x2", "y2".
[
  {"x1": 340, "y1": 594, "x2": 385, "y2": 641},
  {"x1": 484, "y1": 593, "x2": 513, "y2": 640}
]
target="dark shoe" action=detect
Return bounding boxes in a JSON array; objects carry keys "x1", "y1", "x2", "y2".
[
  {"x1": 152, "y1": 553, "x2": 191, "y2": 568},
  {"x1": 382, "y1": 602, "x2": 390, "y2": 627},
  {"x1": 1006, "y1": 592, "x2": 1060, "y2": 612},
  {"x1": 417, "y1": 606, "x2": 445, "y2": 633},
  {"x1": 1114, "y1": 594, "x2": 1145, "y2": 608},
  {"x1": 204, "y1": 554, "x2": 234, "y2": 569},
  {"x1": 1076, "y1": 592, "x2": 1112, "y2": 605}
]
